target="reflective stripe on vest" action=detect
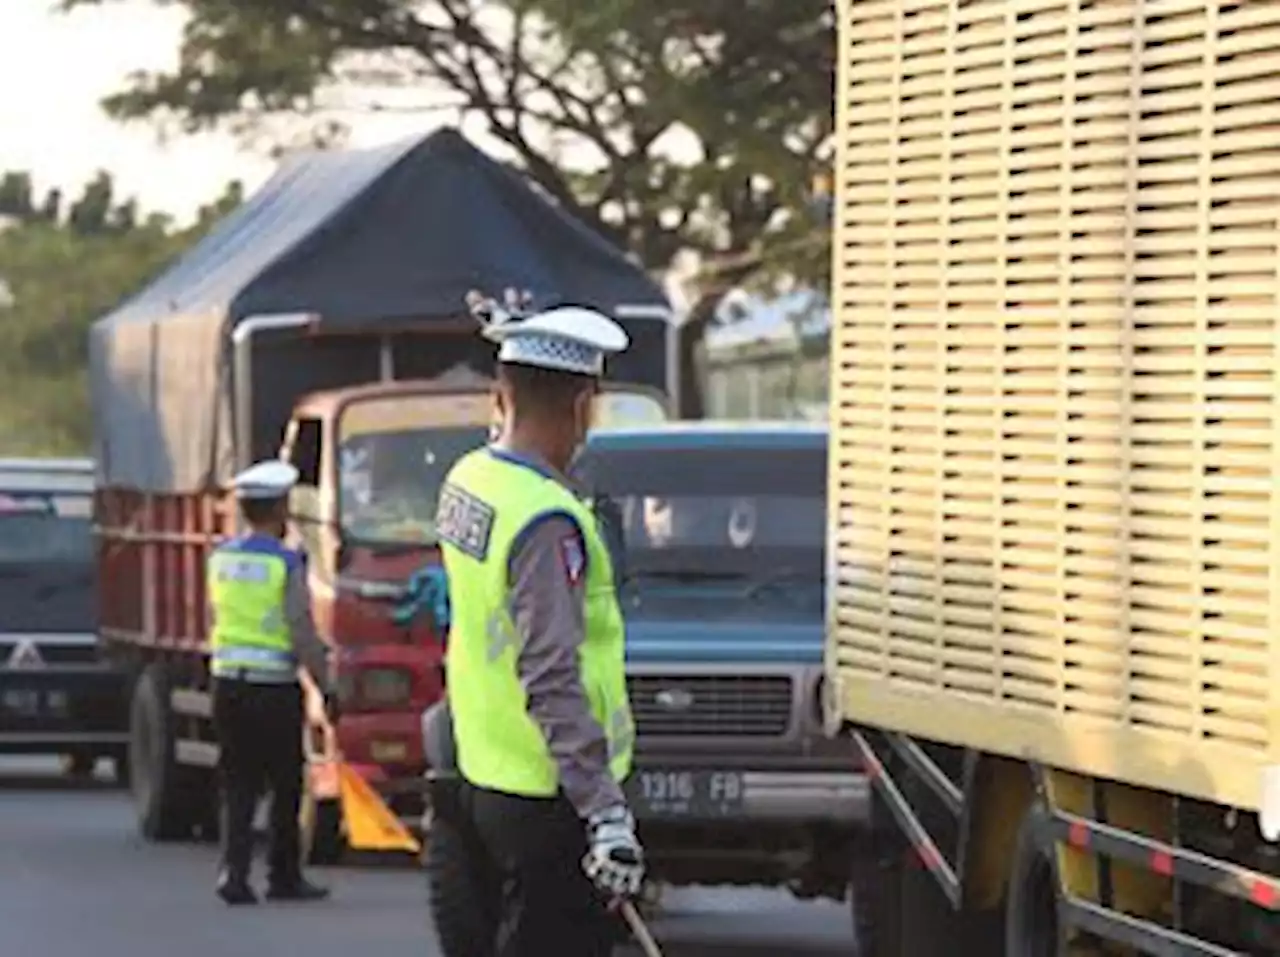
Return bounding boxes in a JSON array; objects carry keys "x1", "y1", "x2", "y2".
[
  {"x1": 440, "y1": 449, "x2": 633, "y2": 798},
  {"x1": 207, "y1": 545, "x2": 294, "y2": 679}
]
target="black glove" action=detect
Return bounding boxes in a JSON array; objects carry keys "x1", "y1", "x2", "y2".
[{"x1": 582, "y1": 804, "x2": 645, "y2": 898}]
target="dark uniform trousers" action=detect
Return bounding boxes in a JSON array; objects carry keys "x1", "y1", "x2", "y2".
[
  {"x1": 213, "y1": 677, "x2": 305, "y2": 885},
  {"x1": 464, "y1": 781, "x2": 618, "y2": 957}
]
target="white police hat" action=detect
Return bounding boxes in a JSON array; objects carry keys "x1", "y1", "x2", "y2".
[
  {"x1": 468, "y1": 292, "x2": 628, "y2": 377},
  {"x1": 232, "y1": 460, "x2": 299, "y2": 500}
]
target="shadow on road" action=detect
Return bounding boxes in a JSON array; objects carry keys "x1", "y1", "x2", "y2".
[{"x1": 0, "y1": 758, "x2": 122, "y2": 793}]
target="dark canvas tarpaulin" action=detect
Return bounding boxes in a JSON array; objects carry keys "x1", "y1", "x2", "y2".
[{"x1": 89, "y1": 128, "x2": 672, "y2": 493}]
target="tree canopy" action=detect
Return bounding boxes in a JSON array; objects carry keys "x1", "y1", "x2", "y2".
[
  {"x1": 0, "y1": 172, "x2": 241, "y2": 454},
  {"x1": 61, "y1": 0, "x2": 834, "y2": 283}
]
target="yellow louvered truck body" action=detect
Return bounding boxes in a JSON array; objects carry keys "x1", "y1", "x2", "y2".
[{"x1": 826, "y1": 2, "x2": 1280, "y2": 954}]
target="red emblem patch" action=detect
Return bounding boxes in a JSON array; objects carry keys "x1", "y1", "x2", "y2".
[{"x1": 558, "y1": 533, "x2": 586, "y2": 586}]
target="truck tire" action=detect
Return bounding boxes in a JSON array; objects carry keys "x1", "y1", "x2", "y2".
[
  {"x1": 1005, "y1": 804, "x2": 1066, "y2": 956},
  {"x1": 129, "y1": 664, "x2": 197, "y2": 841},
  {"x1": 850, "y1": 837, "x2": 904, "y2": 956},
  {"x1": 426, "y1": 816, "x2": 499, "y2": 957}
]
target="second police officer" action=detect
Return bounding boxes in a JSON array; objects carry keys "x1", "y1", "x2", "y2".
[{"x1": 207, "y1": 460, "x2": 333, "y2": 906}]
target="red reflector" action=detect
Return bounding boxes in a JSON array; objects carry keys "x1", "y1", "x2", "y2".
[
  {"x1": 1250, "y1": 878, "x2": 1278, "y2": 909},
  {"x1": 917, "y1": 842, "x2": 941, "y2": 872},
  {"x1": 1067, "y1": 821, "x2": 1089, "y2": 848},
  {"x1": 1150, "y1": 850, "x2": 1173, "y2": 877}
]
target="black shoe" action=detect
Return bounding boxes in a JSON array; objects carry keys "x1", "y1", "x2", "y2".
[
  {"x1": 265, "y1": 878, "x2": 329, "y2": 902},
  {"x1": 216, "y1": 877, "x2": 258, "y2": 906}
]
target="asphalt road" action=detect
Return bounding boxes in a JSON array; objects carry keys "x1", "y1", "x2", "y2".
[{"x1": 1, "y1": 758, "x2": 854, "y2": 956}]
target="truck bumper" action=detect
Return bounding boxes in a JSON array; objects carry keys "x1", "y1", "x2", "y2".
[
  {"x1": 0, "y1": 664, "x2": 130, "y2": 752},
  {"x1": 730, "y1": 770, "x2": 870, "y2": 824},
  {"x1": 626, "y1": 766, "x2": 871, "y2": 827}
]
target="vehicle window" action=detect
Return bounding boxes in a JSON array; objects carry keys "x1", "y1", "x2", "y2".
[
  {"x1": 577, "y1": 445, "x2": 826, "y2": 583},
  {"x1": 0, "y1": 492, "x2": 92, "y2": 564},
  {"x1": 338, "y1": 424, "x2": 489, "y2": 546},
  {"x1": 621, "y1": 494, "x2": 823, "y2": 553}
]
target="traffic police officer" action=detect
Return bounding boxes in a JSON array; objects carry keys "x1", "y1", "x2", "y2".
[
  {"x1": 437, "y1": 300, "x2": 644, "y2": 956},
  {"x1": 209, "y1": 460, "x2": 332, "y2": 906}
]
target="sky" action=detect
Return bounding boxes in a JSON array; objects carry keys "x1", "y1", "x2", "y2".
[{"x1": 0, "y1": 1, "x2": 445, "y2": 222}]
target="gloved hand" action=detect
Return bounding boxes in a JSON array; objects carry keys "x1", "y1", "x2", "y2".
[{"x1": 582, "y1": 804, "x2": 645, "y2": 898}]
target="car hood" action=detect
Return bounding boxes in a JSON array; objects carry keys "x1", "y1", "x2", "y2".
[{"x1": 622, "y1": 588, "x2": 822, "y2": 666}]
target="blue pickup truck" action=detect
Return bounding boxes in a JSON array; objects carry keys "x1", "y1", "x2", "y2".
[
  {"x1": 577, "y1": 421, "x2": 869, "y2": 902},
  {"x1": 422, "y1": 422, "x2": 874, "y2": 954}
]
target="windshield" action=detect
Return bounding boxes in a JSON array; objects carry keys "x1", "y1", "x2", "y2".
[
  {"x1": 575, "y1": 444, "x2": 826, "y2": 585},
  {"x1": 337, "y1": 389, "x2": 669, "y2": 547},
  {"x1": 0, "y1": 490, "x2": 95, "y2": 631},
  {"x1": 339, "y1": 425, "x2": 490, "y2": 546},
  {"x1": 0, "y1": 492, "x2": 92, "y2": 564}
]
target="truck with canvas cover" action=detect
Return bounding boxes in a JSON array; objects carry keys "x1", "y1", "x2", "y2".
[
  {"x1": 91, "y1": 128, "x2": 677, "y2": 861},
  {"x1": 824, "y1": 2, "x2": 1280, "y2": 954}
]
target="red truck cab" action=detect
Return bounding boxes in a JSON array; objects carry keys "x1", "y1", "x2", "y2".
[
  {"x1": 281, "y1": 373, "x2": 669, "y2": 858},
  {"x1": 281, "y1": 375, "x2": 491, "y2": 856}
]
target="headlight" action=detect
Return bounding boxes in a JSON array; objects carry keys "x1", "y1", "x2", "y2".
[{"x1": 355, "y1": 667, "x2": 413, "y2": 708}]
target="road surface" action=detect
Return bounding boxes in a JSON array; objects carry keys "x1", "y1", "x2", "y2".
[{"x1": 1, "y1": 758, "x2": 853, "y2": 956}]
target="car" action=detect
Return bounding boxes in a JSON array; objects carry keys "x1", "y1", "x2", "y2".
[
  {"x1": 574, "y1": 421, "x2": 869, "y2": 902},
  {"x1": 421, "y1": 422, "x2": 875, "y2": 955},
  {"x1": 0, "y1": 458, "x2": 128, "y2": 779}
]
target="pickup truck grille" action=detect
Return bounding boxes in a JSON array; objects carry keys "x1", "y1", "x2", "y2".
[
  {"x1": 628, "y1": 674, "x2": 793, "y2": 738},
  {"x1": 0, "y1": 635, "x2": 97, "y2": 667}
]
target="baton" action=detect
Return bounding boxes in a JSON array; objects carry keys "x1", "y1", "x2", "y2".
[{"x1": 619, "y1": 899, "x2": 664, "y2": 957}]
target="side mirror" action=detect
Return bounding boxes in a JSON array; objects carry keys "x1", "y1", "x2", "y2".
[{"x1": 592, "y1": 494, "x2": 628, "y2": 586}]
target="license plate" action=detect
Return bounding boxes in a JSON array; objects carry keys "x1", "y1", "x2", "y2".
[
  {"x1": 370, "y1": 740, "x2": 408, "y2": 763},
  {"x1": 628, "y1": 770, "x2": 745, "y2": 818}
]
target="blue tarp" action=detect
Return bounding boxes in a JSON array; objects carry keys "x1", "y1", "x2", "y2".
[{"x1": 89, "y1": 128, "x2": 671, "y2": 491}]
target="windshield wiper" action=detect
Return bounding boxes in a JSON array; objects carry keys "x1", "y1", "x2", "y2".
[
  {"x1": 742, "y1": 568, "x2": 822, "y2": 600},
  {"x1": 627, "y1": 569, "x2": 747, "y2": 585}
]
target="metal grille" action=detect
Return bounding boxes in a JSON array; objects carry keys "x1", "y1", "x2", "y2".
[
  {"x1": 0, "y1": 638, "x2": 97, "y2": 667},
  {"x1": 628, "y1": 675, "x2": 793, "y2": 737},
  {"x1": 830, "y1": 0, "x2": 1280, "y2": 813}
]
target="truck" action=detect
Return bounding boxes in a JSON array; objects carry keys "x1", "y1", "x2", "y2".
[
  {"x1": 90, "y1": 128, "x2": 682, "y2": 861},
  {"x1": 575, "y1": 421, "x2": 868, "y2": 904},
  {"x1": 824, "y1": 2, "x2": 1280, "y2": 954},
  {"x1": 0, "y1": 458, "x2": 127, "y2": 779}
]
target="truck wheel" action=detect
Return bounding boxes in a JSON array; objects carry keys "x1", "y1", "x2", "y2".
[
  {"x1": 129, "y1": 664, "x2": 196, "y2": 841},
  {"x1": 110, "y1": 749, "x2": 131, "y2": 788},
  {"x1": 426, "y1": 816, "x2": 499, "y2": 957},
  {"x1": 300, "y1": 787, "x2": 345, "y2": 866},
  {"x1": 1005, "y1": 804, "x2": 1066, "y2": 956},
  {"x1": 850, "y1": 836, "x2": 904, "y2": 956}
]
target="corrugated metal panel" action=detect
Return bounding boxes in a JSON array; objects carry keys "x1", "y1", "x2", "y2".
[{"x1": 828, "y1": 0, "x2": 1280, "y2": 813}]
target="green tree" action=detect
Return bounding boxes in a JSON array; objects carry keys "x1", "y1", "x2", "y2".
[
  {"x1": 61, "y1": 0, "x2": 834, "y2": 282},
  {"x1": 0, "y1": 174, "x2": 243, "y2": 454}
]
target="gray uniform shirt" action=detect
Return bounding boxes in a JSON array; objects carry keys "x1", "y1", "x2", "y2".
[
  {"x1": 508, "y1": 513, "x2": 625, "y2": 820},
  {"x1": 284, "y1": 565, "x2": 331, "y2": 693}
]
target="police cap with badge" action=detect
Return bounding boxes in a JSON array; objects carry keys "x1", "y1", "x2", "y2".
[{"x1": 465, "y1": 288, "x2": 629, "y2": 377}]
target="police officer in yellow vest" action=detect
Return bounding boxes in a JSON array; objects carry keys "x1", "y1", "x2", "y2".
[
  {"x1": 437, "y1": 299, "x2": 642, "y2": 956},
  {"x1": 209, "y1": 460, "x2": 332, "y2": 906}
]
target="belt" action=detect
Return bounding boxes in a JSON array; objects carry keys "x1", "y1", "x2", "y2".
[{"x1": 211, "y1": 667, "x2": 299, "y2": 685}]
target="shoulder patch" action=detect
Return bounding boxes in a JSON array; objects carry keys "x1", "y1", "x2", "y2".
[
  {"x1": 558, "y1": 532, "x2": 586, "y2": 586},
  {"x1": 436, "y1": 483, "x2": 495, "y2": 560}
]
